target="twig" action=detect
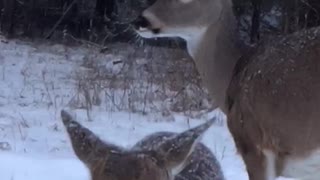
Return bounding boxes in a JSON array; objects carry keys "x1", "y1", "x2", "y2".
[
  {"x1": 65, "y1": 33, "x2": 102, "y2": 48},
  {"x1": 2, "y1": 65, "x2": 5, "y2": 80},
  {"x1": 45, "y1": 0, "x2": 78, "y2": 39}
]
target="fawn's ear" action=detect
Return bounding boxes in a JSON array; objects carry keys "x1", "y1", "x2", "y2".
[
  {"x1": 156, "y1": 118, "x2": 216, "y2": 176},
  {"x1": 61, "y1": 110, "x2": 122, "y2": 166}
]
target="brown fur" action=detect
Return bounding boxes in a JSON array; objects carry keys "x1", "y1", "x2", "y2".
[
  {"x1": 227, "y1": 27, "x2": 320, "y2": 179},
  {"x1": 134, "y1": 0, "x2": 320, "y2": 179}
]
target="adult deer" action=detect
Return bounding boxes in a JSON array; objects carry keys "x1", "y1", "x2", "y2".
[
  {"x1": 60, "y1": 110, "x2": 224, "y2": 180},
  {"x1": 133, "y1": 0, "x2": 320, "y2": 179}
]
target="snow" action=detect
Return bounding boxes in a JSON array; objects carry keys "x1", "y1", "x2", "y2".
[
  {"x1": 0, "y1": 39, "x2": 293, "y2": 180},
  {"x1": 0, "y1": 152, "x2": 90, "y2": 180}
]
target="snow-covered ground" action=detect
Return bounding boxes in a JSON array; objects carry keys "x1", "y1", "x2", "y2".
[
  {"x1": 0, "y1": 39, "x2": 292, "y2": 180},
  {"x1": 0, "y1": 109, "x2": 248, "y2": 180}
]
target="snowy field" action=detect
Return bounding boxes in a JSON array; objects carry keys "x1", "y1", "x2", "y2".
[{"x1": 0, "y1": 38, "x2": 292, "y2": 180}]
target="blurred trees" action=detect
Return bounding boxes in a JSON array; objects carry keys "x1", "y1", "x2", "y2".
[
  {"x1": 234, "y1": 0, "x2": 320, "y2": 43},
  {"x1": 0, "y1": 0, "x2": 319, "y2": 45},
  {"x1": 0, "y1": 0, "x2": 152, "y2": 43}
]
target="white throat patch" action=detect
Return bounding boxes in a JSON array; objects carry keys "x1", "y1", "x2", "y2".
[{"x1": 184, "y1": 28, "x2": 207, "y2": 59}]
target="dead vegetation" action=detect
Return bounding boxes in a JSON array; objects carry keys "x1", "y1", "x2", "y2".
[{"x1": 68, "y1": 43, "x2": 213, "y2": 120}]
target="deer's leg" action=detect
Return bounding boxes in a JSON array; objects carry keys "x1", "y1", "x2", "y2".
[
  {"x1": 227, "y1": 110, "x2": 275, "y2": 180},
  {"x1": 231, "y1": 134, "x2": 279, "y2": 180},
  {"x1": 241, "y1": 146, "x2": 265, "y2": 180},
  {"x1": 262, "y1": 149, "x2": 277, "y2": 180},
  {"x1": 228, "y1": 126, "x2": 265, "y2": 179}
]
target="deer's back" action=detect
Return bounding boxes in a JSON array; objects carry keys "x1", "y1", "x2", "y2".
[
  {"x1": 132, "y1": 132, "x2": 225, "y2": 180},
  {"x1": 227, "y1": 27, "x2": 320, "y2": 156}
]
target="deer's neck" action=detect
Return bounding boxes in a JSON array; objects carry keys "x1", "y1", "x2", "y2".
[{"x1": 186, "y1": 9, "x2": 241, "y2": 113}]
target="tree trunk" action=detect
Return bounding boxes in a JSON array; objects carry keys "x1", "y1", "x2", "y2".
[
  {"x1": 282, "y1": 0, "x2": 299, "y2": 34},
  {"x1": 2, "y1": 0, "x2": 16, "y2": 36},
  {"x1": 23, "y1": 0, "x2": 36, "y2": 37},
  {"x1": 250, "y1": 0, "x2": 262, "y2": 43}
]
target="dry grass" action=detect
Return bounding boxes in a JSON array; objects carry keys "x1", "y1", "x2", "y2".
[{"x1": 68, "y1": 42, "x2": 214, "y2": 121}]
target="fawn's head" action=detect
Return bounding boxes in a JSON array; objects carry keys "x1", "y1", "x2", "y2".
[
  {"x1": 60, "y1": 110, "x2": 215, "y2": 180},
  {"x1": 92, "y1": 150, "x2": 170, "y2": 180},
  {"x1": 133, "y1": 0, "x2": 229, "y2": 40}
]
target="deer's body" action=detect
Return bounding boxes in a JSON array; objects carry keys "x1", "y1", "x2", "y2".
[
  {"x1": 227, "y1": 27, "x2": 320, "y2": 180},
  {"x1": 133, "y1": 132, "x2": 225, "y2": 180},
  {"x1": 60, "y1": 110, "x2": 224, "y2": 180},
  {"x1": 134, "y1": 0, "x2": 320, "y2": 179}
]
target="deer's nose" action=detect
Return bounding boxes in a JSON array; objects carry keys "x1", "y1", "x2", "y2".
[{"x1": 133, "y1": 15, "x2": 151, "y2": 29}]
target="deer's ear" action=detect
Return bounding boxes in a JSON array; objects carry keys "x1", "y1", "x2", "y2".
[
  {"x1": 157, "y1": 118, "x2": 215, "y2": 176},
  {"x1": 61, "y1": 110, "x2": 122, "y2": 166}
]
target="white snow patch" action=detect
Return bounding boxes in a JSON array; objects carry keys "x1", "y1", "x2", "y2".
[{"x1": 0, "y1": 152, "x2": 90, "y2": 180}]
